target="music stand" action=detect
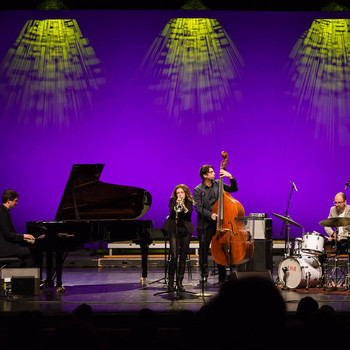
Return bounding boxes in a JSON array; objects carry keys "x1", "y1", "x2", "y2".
[{"x1": 142, "y1": 228, "x2": 169, "y2": 288}]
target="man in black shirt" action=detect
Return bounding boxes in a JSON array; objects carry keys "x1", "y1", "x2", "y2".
[
  {"x1": 0, "y1": 189, "x2": 36, "y2": 266},
  {"x1": 193, "y1": 165, "x2": 238, "y2": 284}
]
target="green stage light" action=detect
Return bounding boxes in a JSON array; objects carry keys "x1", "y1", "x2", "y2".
[
  {"x1": 140, "y1": 18, "x2": 244, "y2": 134},
  {"x1": 283, "y1": 19, "x2": 350, "y2": 148},
  {"x1": 0, "y1": 19, "x2": 105, "y2": 126}
]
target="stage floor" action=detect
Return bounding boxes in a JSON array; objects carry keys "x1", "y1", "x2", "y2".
[
  {"x1": 1, "y1": 264, "x2": 350, "y2": 316},
  {"x1": 1, "y1": 261, "x2": 350, "y2": 350}
]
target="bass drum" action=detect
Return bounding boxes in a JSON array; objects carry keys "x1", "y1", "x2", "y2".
[{"x1": 278, "y1": 256, "x2": 322, "y2": 289}]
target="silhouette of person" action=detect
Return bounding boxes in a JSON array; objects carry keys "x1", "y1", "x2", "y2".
[{"x1": 193, "y1": 276, "x2": 287, "y2": 350}]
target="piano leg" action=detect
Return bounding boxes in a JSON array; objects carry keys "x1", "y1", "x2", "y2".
[
  {"x1": 53, "y1": 244, "x2": 66, "y2": 292},
  {"x1": 42, "y1": 248, "x2": 65, "y2": 291},
  {"x1": 140, "y1": 243, "x2": 149, "y2": 285},
  {"x1": 45, "y1": 251, "x2": 55, "y2": 287},
  {"x1": 55, "y1": 250, "x2": 64, "y2": 288}
]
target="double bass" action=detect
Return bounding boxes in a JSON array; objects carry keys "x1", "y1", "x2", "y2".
[{"x1": 211, "y1": 151, "x2": 254, "y2": 266}]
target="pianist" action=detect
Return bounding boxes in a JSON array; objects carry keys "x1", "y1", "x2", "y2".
[{"x1": 0, "y1": 189, "x2": 37, "y2": 267}]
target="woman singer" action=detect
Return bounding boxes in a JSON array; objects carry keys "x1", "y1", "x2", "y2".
[{"x1": 162, "y1": 184, "x2": 195, "y2": 293}]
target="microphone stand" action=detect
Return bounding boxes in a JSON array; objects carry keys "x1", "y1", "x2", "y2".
[
  {"x1": 280, "y1": 182, "x2": 296, "y2": 257},
  {"x1": 172, "y1": 210, "x2": 180, "y2": 300},
  {"x1": 174, "y1": 208, "x2": 197, "y2": 299},
  {"x1": 200, "y1": 193, "x2": 206, "y2": 298},
  {"x1": 155, "y1": 202, "x2": 197, "y2": 300},
  {"x1": 174, "y1": 211, "x2": 197, "y2": 299},
  {"x1": 196, "y1": 191, "x2": 211, "y2": 299},
  {"x1": 247, "y1": 216, "x2": 254, "y2": 271},
  {"x1": 282, "y1": 266, "x2": 288, "y2": 290},
  {"x1": 154, "y1": 200, "x2": 179, "y2": 297}
]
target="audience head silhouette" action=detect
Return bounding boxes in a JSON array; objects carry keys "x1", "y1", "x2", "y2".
[{"x1": 194, "y1": 275, "x2": 287, "y2": 350}]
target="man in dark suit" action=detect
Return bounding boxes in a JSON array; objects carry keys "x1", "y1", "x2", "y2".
[
  {"x1": 0, "y1": 189, "x2": 36, "y2": 266},
  {"x1": 193, "y1": 165, "x2": 238, "y2": 285}
]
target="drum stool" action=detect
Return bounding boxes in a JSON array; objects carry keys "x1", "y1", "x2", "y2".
[{"x1": 325, "y1": 253, "x2": 348, "y2": 288}]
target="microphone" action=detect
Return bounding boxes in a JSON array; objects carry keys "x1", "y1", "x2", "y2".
[
  {"x1": 345, "y1": 178, "x2": 350, "y2": 190},
  {"x1": 201, "y1": 191, "x2": 206, "y2": 197},
  {"x1": 292, "y1": 181, "x2": 298, "y2": 192}
]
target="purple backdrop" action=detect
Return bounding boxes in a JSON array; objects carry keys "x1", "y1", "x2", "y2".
[{"x1": 0, "y1": 10, "x2": 349, "y2": 241}]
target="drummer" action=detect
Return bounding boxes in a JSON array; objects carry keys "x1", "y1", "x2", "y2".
[{"x1": 324, "y1": 192, "x2": 350, "y2": 254}]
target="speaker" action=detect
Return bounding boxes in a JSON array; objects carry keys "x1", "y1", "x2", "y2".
[
  {"x1": 230, "y1": 270, "x2": 272, "y2": 281},
  {"x1": 245, "y1": 217, "x2": 272, "y2": 240},
  {"x1": 237, "y1": 239, "x2": 273, "y2": 273},
  {"x1": 12, "y1": 277, "x2": 36, "y2": 296},
  {"x1": 0, "y1": 268, "x2": 40, "y2": 296}
]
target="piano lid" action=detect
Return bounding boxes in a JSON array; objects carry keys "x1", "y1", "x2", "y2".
[{"x1": 55, "y1": 164, "x2": 152, "y2": 221}]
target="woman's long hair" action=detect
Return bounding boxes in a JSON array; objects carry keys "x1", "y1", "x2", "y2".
[{"x1": 171, "y1": 184, "x2": 195, "y2": 204}]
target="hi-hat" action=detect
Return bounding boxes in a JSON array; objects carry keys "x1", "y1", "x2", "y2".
[
  {"x1": 319, "y1": 217, "x2": 350, "y2": 227},
  {"x1": 271, "y1": 213, "x2": 303, "y2": 228}
]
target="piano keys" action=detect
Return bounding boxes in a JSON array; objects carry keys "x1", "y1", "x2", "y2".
[{"x1": 26, "y1": 164, "x2": 153, "y2": 290}]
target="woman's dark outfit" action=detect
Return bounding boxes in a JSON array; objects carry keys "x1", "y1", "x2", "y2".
[{"x1": 162, "y1": 197, "x2": 195, "y2": 292}]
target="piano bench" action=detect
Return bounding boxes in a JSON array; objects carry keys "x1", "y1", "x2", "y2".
[{"x1": 0, "y1": 257, "x2": 21, "y2": 269}]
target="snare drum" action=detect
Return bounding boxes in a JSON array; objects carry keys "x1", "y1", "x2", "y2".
[
  {"x1": 301, "y1": 231, "x2": 325, "y2": 255},
  {"x1": 278, "y1": 256, "x2": 322, "y2": 289}
]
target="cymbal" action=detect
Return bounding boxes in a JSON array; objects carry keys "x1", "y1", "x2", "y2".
[
  {"x1": 271, "y1": 213, "x2": 303, "y2": 228},
  {"x1": 319, "y1": 217, "x2": 350, "y2": 227}
]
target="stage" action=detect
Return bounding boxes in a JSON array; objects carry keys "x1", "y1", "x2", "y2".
[
  {"x1": 1, "y1": 254, "x2": 350, "y2": 315},
  {"x1": 0, "y1": 253, "x2": 350, "y2": 349}
]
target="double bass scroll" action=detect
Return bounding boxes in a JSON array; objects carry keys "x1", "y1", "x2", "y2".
[{"x1": 211, "y1": 151, "x2": 254, "y2": 266}]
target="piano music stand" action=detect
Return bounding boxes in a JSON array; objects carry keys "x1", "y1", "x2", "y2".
[{"x1": 143, "y1": 228, "x2": 169, "y2": 287}]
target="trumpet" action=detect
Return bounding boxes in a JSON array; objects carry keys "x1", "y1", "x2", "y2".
[{"x1": 174, "y1": 200, "x2": 184, "y2": 213}]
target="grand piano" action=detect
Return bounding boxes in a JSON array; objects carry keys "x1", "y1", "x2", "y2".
[{"x1": 26, "y1": 164, "x2": 153, "y2": 291}]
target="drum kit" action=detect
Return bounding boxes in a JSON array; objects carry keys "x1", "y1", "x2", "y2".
[{"x1": 272, "y1": 213, "x2": 350, "y2": 290}]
